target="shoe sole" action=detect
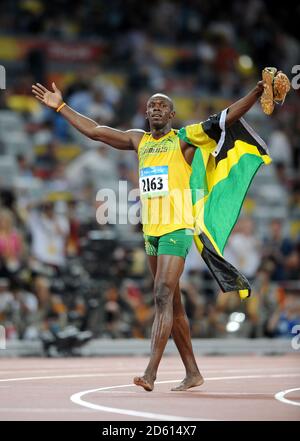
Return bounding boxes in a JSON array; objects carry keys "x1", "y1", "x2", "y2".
[
  {"x1": 274, "y1": 72, "x2": 291, "y2": 104},
  {"x1": 261, "y1": 67, "x2": 277, "y2": 115}
]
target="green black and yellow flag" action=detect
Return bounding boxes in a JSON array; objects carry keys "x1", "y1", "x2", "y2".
[{"x1": 179, "y1": 109, "x2": 271, "y2": 299}]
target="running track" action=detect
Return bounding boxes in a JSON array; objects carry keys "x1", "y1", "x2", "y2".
[{"x1": 0, "y1": 355, "x2": 299, "y2": 420}]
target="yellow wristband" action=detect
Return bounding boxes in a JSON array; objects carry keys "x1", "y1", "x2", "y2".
[{"x1": 56, "y1": 102, "x2": 66, "y2": 113}]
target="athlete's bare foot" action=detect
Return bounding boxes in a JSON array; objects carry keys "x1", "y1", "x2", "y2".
[
  {"x1": 133, "y1": 375, "x2": 155, "y2": 392},
  {"x1": 171, "y1": 374, "x2": 204, "y2": 391}
]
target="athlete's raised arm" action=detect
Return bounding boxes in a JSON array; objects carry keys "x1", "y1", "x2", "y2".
[
  {"x1": 32, "y1": 82, "x2": 144, "y2": 151},
  {"x1": 225, "y1": 80, "x2": 265, "y2": 127}
]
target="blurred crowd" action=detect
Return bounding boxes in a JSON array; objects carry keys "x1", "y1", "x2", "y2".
[{"x1": 0, "y1": 0, "x2": 299, "y2": 347}]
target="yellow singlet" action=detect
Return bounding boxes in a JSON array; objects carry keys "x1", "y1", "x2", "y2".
[{"x1": 138, "y1": 129, "x2": 194, "y2": 237}]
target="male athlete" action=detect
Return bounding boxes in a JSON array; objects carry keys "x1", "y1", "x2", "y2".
[{"x1": 32, "y1": 79, "x2": 266, "y2": 391}]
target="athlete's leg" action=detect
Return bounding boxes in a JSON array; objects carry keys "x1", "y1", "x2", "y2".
[
  {"x1": 134, "y1": 254, "x2": 184, "y2": 391},
  {"x1": 148, "y1": 255, "x2": 157, "y2": 275},
  {"x1": 135, "y1": 256, "x2": 203, "y2": 391},
  {"x1": 171, "y1": 284, "x2": 204, "y2": 391}
]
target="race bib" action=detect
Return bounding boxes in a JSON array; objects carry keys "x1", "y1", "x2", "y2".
[{"x1": 139, "y1": 166, "x2": 169, "y2": 198}]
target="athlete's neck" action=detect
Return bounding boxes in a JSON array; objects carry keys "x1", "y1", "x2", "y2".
[{"x1": 150, "y1": 124, "x2": 172, "y2": 139}]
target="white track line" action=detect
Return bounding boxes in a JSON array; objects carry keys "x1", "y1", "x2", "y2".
[
  {"x1": 71, "y1": 381, "x2": 214, "y2": 421},
  {"x1": 274, "y1": 388, "x2": 300, "y2": 407},
  {"x1": 207, "y1": 373, "x2": 300, "y2": 380},
  {"x1": 99, "y1": 391, "x2": 273, "y2": 395},
  {"x1": 1, "y1": 370, "x2": 300, "y2": 383},
  {"x1": 0, "y1": 373, "x2": 132, "y2": 382},
  {"x1": 70, "y1": 373, "x2": 300, "y2": 421},
  {"x1": 0, "y1": 408, "x2": 93, "y2": 413},
  {"x1": 1, "y1": 366, "x2": 299, "y2": 375},
  {"x1": 0, "y1": 372, "x2": 184, "y2": 382}
]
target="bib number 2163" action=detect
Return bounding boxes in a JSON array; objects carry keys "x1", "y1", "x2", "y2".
[{"x1": 139, "y1": 166, "x2": 168, "y2": 198}]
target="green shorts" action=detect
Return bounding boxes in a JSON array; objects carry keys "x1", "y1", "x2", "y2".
[{"x1": 144, "y1": 228, "x2": 194, "y2": 259}]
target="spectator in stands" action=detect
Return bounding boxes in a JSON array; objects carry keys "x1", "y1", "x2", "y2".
[
  {"x1": 65, "y1": 200, "x2": 81, "y2": 257},
  {"x1": 0, "y1": 278, "x2": 17, "y2": 337},
  {"x1": 263, "y1": 219, "x2": 295, "y2": 281},
  {"x1": 102, "y1": 285, "x2": 124, "y2": 339},
  {"x1": 27, "y1": 276, "x2": 67, "y2": 338},
  {"x1": 26, "y1": 201, "x2": 69, "y2": 269},
  {"x1": 16, "y1": 154, "x2": 33, "y2": 178},
  {"x1": 224, "y1": 217, "x2": 261, "y2": 282},
  {"x1": 10, "y1": 280, "x2": 38, "y2": 339},
  {"x1": 65, "y1": 143, "x2": 118, "y2": 191},
  {"x1": 247, "y1": 263, "x2": 282, "y2": 337},
  {"x1": 0, "y1": 0, "x2": 299, "y2": 342},
  {"x1": 268, "y1": 122, "x2": 292, "y2": 167},
  {"x1": 121, "y1": 280, "x2": 153, "y2": 338},
  {"x1": 284, "y1": 245, "x2": 300, "y2": 281},
  {"x1": 34, "y1": 139, "x2": 59, "y2": 180},
  {"x1": 0, "y1": 208, "x2": 25, "y2": 277},
  {"x1": 267, "y1": 292, "x2": 300, "y2": 338}
]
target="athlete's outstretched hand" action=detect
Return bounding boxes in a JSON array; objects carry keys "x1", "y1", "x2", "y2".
[{"x1": 32, "y1": 82, "x2": 63, "y2": 109}]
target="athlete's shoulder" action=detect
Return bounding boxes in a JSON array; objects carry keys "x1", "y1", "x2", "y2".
[
  {"x1": 134, "y1": 130, "x2": 151, "y2": 140},
  {"x1": 126, "y1": 129, "x2": 146, "y2": 134},
  {"x1": 125, "y1": 129, "x2": 146, "y2": 148},
  {"x1": 126, "y1": 128, "x2": 146, "y2": 139}
]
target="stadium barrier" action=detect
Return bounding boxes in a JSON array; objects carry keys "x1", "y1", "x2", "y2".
[{"x1": 0, "y1": 338, "x2": 295, "y2": 357}]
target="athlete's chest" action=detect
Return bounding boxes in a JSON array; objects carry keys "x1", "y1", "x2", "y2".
[
  {"x1": 138, "y1": 135, "x2": 192, "y2": 198},
  {"x1": 138, "y1": 134, "x2": 182, "y2": 164}
]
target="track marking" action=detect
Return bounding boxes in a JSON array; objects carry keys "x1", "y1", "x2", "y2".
[
  {"x1": 1, "y1": 369, "x2": 299, "y2": 420},
  {"x1": 0, "y1": 373, "x2": 131, "y2": 383},
  {"x1": 71, "y1": 381, "x2": 215, "y2": 421},
  {"x1": 207, "y1": 373, "x2": 300, "y2": 380},
  {"x1": 1, "y1": 371, "x2": 300, "y2": 383},
  {"x1": 0, "y1": 408, "x2": 94, "y2": 413},
  {"x1": 1, "y1": 366, "x2": 299, "y2": 375},
  {"x1": 275, "y1": 388, "x2": 300, "y2": 407},
  {"x1": 91, "y1": 390, "x2": 274, "y2": 398},
  {"x1": 70, "y1": 373, "x2": 300, "y2": 421},
  {"x1": 0, "y1": 372, "x2": 183, "y2": 382}
]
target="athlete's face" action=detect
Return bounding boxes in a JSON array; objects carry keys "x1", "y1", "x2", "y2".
[{"x1": 146, "y1": 95, "x2": 175, "y2": 129}]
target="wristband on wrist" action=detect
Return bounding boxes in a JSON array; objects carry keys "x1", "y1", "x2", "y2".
[{"x1": 56, "y1": 102, "x2": 66, "y2": 112}]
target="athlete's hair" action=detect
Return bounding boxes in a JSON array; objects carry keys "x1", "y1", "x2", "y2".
[{"x1": 147, "y1": 93, "x2": 174, "y2": 111}]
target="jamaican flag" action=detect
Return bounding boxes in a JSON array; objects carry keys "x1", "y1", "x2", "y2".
[{"x1": 178, "y1": 109, "x2": 271, "y2": 299}]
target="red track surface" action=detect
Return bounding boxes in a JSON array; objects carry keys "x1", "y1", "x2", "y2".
[{"x1": 0, "y1": 355, "x2": 299, "y2": 421}]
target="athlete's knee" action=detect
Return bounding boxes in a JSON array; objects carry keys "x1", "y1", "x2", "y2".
[{"x1": 154, "y1": 280, "x2": 173, "y2": 310}]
